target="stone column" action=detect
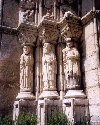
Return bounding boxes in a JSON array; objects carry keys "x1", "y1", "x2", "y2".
[
  {"x1": 62, "y1": 38, "x2": 86, "y2": 98},
  {"x1": 57, "y1": 37, "x2": 65, "y2": 99},
  {"x1": 59, "y1": 11, "x2": 89, "y2": 123},
  {"x1": 16, "y1": 44, "x2": 35, "y2": 100},
  {"x1": 13, "y1": 1, "x2": 38, "y2": 123},
  {"x1": 59, "y1": 11, "x2": 86, "y2": 98},
  {"x1": 38, "y1": 12, "x2": 59, "y2": 99},
  {"x1": 13, "y1": 26, "x2": 37, "y2": 125}
]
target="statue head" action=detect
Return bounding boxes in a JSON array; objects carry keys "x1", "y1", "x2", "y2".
[
  {"x1": 43, "y1": 43, "x2": 52, "y2": 54},
  {"x1": 66, "y1": 38, "x2": 74, "y2": 48},
  {"x1": 66, "y1": 41, "x2": 74, "y2": 48},
  {"x1": 23, "y1": 45, "x2": 32, "y2": 55}
]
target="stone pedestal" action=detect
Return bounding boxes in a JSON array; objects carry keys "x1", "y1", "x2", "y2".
[
  {"x1": 13, "y1": 99, "x2": 37, "y2": 124},
  {"x1": 16, "y1": 92, "x2": 35, "y2": 100},
  {"x1": 65, "y1": 90, "x2": 86, "y2": 99},
  {"x1": 37, "y1": 99, "x2": 62, "y2": 125},
  {"x1": 39, "y1": 91, "x2": 59, "y2": 99},
  {"x1": 63, "y1": 98, "x2": 89, "y2": 124}
]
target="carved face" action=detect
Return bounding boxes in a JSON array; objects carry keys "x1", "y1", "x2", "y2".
[
  {"x1": 23, "y1": 45, "x2": 31, "y2": 55},
  {"x1": 66, "y1": 42, "x2": 73, "y2": 48},
  {"x1": 43, "y1": 43, "x2": 51, "y2": 54}
]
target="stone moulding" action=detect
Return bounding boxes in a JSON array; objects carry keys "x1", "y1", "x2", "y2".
[
  {"x1": 81, "y1": 10, "x2": 97, "y2": 26},
  {"x1": 0, "y1": 25, "x2": 18, "y2": 35}
]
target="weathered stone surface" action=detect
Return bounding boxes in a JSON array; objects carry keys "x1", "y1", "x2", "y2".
[
  {"x1": 85, "y1": 68, "x2": 99, "y2": 88},
  {"x1": 86, "y1": 85, "x2": 100, "y2": 105},
  {"x1": 82, "y1": 0, "x2": 93, "y2": 16},
  {"x1": 0, "y1": 1, "x2": 99, "y2": 125},
  {"x1": 89, "y1": 105, "x2": 100, "y2": 123},
  {"x1": 82, "y1": 35, "x2": 99, "y2": 58},
  {"x1": 0, "y1": 33, "x2": 22, "y2": 113},
  {"x1": 82, "y1": 52, "x2": 99, "y2": 72},
  {"x1": 3, "y1": 0, "x2": 19, "y2": 28}
]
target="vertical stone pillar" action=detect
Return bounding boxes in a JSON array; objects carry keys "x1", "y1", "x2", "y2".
[
  {"x1": 59, "y1": 11, "x2": 89, "y2": 123},
  {"x1": 13, "y1": 24, "x2": 37, "y2": 123},
  {"x1": 13, "y1": 1, "x2": 38, "y2": 123},
  {"x1": 57, "y1": 38, "x2": 65, "y2": 99},
  {"x1": 38, "y1": 12, "x2": 59, "y2": 99},
  {"x1": 63, "y1": 38, "x2": 86, "y2": 98},
  {"x1": 0, "y1": 0, "x2": 3, "y2": 25},
  {"x1": 16, "y1": 44, "x2": 35, "y2": 100}
]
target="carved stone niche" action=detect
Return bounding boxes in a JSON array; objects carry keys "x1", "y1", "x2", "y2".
[{"x1": 58, "y1": 11, "x2": 82, "y2": 41}]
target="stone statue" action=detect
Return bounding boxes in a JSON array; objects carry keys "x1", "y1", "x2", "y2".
[
  {"x1": 20, "y1": 45, "x2": 34, "y2": 92},
  {"x1": 63, "y1": 41, "x2": 81, "y2": 90},
  {"x1": 42, "y1": 43, "x2": 57, "y2": 91},
  {"x1": 20, "y1": 0, "x2": 36, "y2": 23}
]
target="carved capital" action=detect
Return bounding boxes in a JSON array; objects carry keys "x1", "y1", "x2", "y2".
[
  {"x1": 58, "y1": 11, "x2": 82, "y2": 41},
  {"x1": 38, "y1": 13, "x2": 59, "y2": 44},
  {"x1": 18, "y1": 23, "x2": 37, "y2": 46}
]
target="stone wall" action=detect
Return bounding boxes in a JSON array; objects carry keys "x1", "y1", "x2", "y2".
[
  {"x1": 81, "y1": 17, "x2": 100, "y2": 124},
  {"x1": 0, "y1": 33, "x2": 21, "y2": 115},
  {"x1": 3, "y1": 0, "x2": 19, "y2": 27},
  {"x1": 82, "y1": 0, "x2": 93, "y2": 16},
  {"x1": 0, "y1": 0, "x2": 21, "y2": 115}
]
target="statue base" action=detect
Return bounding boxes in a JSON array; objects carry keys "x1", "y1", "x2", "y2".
[
  {"x1": 37, "y1": 99, "x2": 62, "y2": 125},
  {"x1": 63, "y1": 98, "x2": 89, "y2": 124},
  {"x1": 13, "y1": 99, "x2": 37, "y2": 125},
  {"x1": 64, "y1": 90, "x2": 86, "y2": 99},
  {"x1": 16, "y1": 92, "x2": 35, "y2": 100},
  {"x1": 39, "y1": 90, "x2": 59, "y2": 99}
]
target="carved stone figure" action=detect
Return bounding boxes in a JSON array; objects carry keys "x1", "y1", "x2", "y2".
[
  {"x1": 23, "y1": 9, "x2": 34, "y2": 23},
  {"x1": 63, "y1": 40, "x2": 81, "y2": 90},
  {"x1": 20, "y1": 0, "x2": 36, "y2": 23},
  {"x1": 20, "y1": 45, "x2": 34, "y2": 92},
  {"x1": 42, "y1": 43, "x2": 57, "y2": 91}
]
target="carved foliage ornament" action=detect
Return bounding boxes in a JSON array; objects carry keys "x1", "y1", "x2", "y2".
[
  {"x1": 59, "y1": 11, "x2": 82, "y2": 41},
  {"x1": 39, "y1": 25, "x2": 59, "y2": 44},
  {"x1": 19, "y1": 25, "x2": 37, "y2": 46}
]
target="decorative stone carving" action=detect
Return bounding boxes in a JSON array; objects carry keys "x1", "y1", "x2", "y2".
[
  {"x1": 16, "y1": 45, "x2": 36, "y2": 100},
  {"x1": 38, "y1": 13, "x2": 59, "y2": 99},
  {"x1": 18, "y1": 23, "x2": 37, "y2": 46},
  {"x1": 16, "y1": 45, "x2": 35, "y2": 100},
  {"x1": 42, "y1": 43, "x2": 57, "y2": 91},
  {"x1": 62, "y1": 38, "x2": 86, "y2": 98},
  {"x1": 16, "y1": 24, "x2": 37, "y2": 100},
  {"x1": 20, "y1": 45, "x2": 34, "y2": 92},
  {"x1": 62, "y1": 38, "x2": 81, "y2": 90},
  {"x1": 38, "y1": 11, "x2": 59, "y2": 44},
  {"x1": 58, "y1": 11, "x2": 82, "y2": 41},
  {"x1": 19, "y1": 0, "x2": 36, "y2": 24}
]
